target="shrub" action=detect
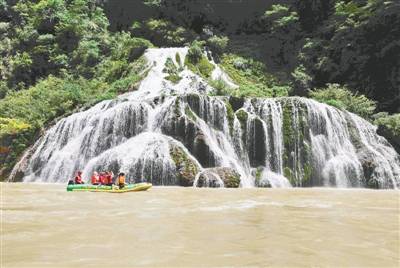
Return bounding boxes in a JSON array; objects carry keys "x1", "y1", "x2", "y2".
[
  {"x1": 263, "y1": 4, "x2": 299, "y2": 30},
  {"x1": 374, "y1": 113, "x2": 400, "y2": 137},
  {"x1": 309, "y1": 84, "x2": 376, "y2": 118},
  {"x1": 185, "y1": 55, "x2": 215, "y2": 79},
  {"x1": 0, "y1": 81, "x2": 8, "y2": 99},
  {"x1": 206, "y1": 35, "x2": 229, "y2": 56},
  {"x1": 187, "y1": 40, "x2": 204, "y2": 64},
  {"x1": 197, "y1": 57, "x2": 214, "y2": 78},
  {"x1": 0, "y1": 117, "x2": 31, "y2": 137},
  {"x1": 0, "y1": 117, "x2": 37, "y2": 180},
  {"x1": 209, "y1": 79, "x2": 230, "y2": 96},
  {"x1": 163, "y1": 57, "x2": 182, "y2": 84},
  {"x1": 132, "y1": 19, "x2": 194, "y2": 47},
  {"x1": 175, "y1": 52, "x2": 182, "y2": 67},
  {"x1": 185, "y1": 43, "x2": 215, "y2": 79},
  {"x1": 373, "y1": 113, "x2": 400, "y2": 152},
  {"x1": 291, "y1": 65, "x2": 312, "y2": 96},
  {"x1": 219, "y1": 54, "x2": 289, "y2": 98}
]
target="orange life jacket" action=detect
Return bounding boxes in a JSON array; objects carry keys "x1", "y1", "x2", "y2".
[{"x1": 118, "y1": 175, "x2": 126, "y2": 184}]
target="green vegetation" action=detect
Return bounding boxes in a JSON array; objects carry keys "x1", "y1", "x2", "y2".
[
  {"x1": 224, "y1": 100, "x2": 235, "y2": 135},
  {"x1": 175, "y1": 52, "x2": 182, "y2": 67},
  {"x1": 184, "y1": 106, "x2": 196, "y2": 121},
  {"x1": 219, "y1": 54, "x2": 290, "y2": 98},
  {"x1": 163, "y1": 57, "x2": 182, "y2": 84},
  {"x1": 130, "y1": 18, "x2": 194, "y2": 47},
  {"x1": 254, "y1": 167, "x2": 262, "y2": 186},
  {"x1": 374, "y1": 113, "x2": 400, "y2": 152},
  {"x1": 374, "y1": 113, "x2": 400, "y2": 137},
  {"x1": 280, "y1": 100, "x2": 313, "y2": 186},
  {"x1": 185, "y1": 41, "x2": 215, "y2": 79},
  {"x1": 206, "y1": 35, "x2": 229, "y2": 58},
  {"x1": 264, "y1": 4, "x2": 299, "y2": 30},
  {"x1": 209, "y1": 79, "x2": 230, "y2": 96},
  {"x1": 282, "y1": 101, "x2": 294, "y2": 150},
  {"x1": 309, "y1": 84, "x2": 376, "y2": 119},
  {"x1": 0, "y1": 0, "x2": 153, "y2": 179},
  {"x1": 187, "y1": 40, "x2": 204, "y2": 64},
  {"x1": 103, "y1": 0, "x2": 399, "y2": 112},
  {"x1": 170, "y1": 145, "x2": 199, "y2": 186},
  {"x1": 0, "y1": 118, "x2": 31, "y2": 137},
  {"x1": 236, "y1": 109, "x2": 248, "y2": 125}
]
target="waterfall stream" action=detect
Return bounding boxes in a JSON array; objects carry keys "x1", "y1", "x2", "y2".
[{"x1": 12, "y1": 48, "x2": 400, "y2": 188}]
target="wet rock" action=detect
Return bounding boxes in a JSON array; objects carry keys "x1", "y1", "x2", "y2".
[
  {"x1": 229, "y1": 96, "x2": 244, "y2": 112},
  {"x1": 248, "y1": 117, "x2": 266, "y2": 167},
  {"x1": 194, "y1": 133, "x2": 216, "y2": 168},
  {"x1": 358, "y1": 149, "x2": 379, "y2": 188},
  {"x1": 185, "y1": 93, "x2": 202, "y2": 116},
  {"x1": 195, "y1": 167, "x2": 241, "y2": 188},
  {"x1": 169, "y1": 145, "x2": 200, "y2": 187},
  {"x1": 7, "y1": 138, "x2": 43, "y2": 182},
  {"x1": 195, "y1": 171, "x2": 224, "y2": 188},
  {"x1": 257, "y1": 180, "x2": 272, "y2": 188}
]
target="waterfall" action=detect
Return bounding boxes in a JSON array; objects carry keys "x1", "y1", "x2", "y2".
[{"x1": 13, "y1": 47, "x2": 400, "y2": 189}]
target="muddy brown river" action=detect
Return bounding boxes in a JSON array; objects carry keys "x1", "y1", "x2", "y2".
[{"x1": 1, "y1": 183, "x2": 399, "y2": 267}]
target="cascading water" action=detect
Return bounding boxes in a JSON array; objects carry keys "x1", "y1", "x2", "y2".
[{"x1": 12, "y1": 47, "x2": 400, "y2": 189}]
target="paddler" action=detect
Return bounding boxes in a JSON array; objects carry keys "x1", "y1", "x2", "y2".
[
  {"x1": 91, "y1": 171, "x2": 100, "y2": 185},
  {"x1": 99, "y1": 172, "x2": 106, "y2": 185},
  {"x1": 105, "y1": 171, "x2": 114, "y2": 186},
  {"x1": 74, "y1": 171, "x2": 84, "y2": 184},
  {"x1": 117, "y1": 172, "x2": 126, "y2": 189}
]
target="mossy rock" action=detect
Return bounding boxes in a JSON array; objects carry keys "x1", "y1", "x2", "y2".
[
  {"x1": 224, "y1": 100, "x2": 235, "y2": 135},
  {"x1": 165, "y1": 74, "x2": 182, "y2": 84},
  {"x1": 185, "y1": 93, "x2": 201, "y2": 116},
  {"x1": 195, "y1": 167, "x2": 241, "y2": 188},
  {"x1": 169, "y1": 145, "x2": 200, "y2": 187},
  {"x1": 236, "y1": 109, "x2": 248, "y2": 125},
  {"x1": 185, "y1": 106, "x2": 197, "y2": 121},
  {"x1": 185, "y1": 55, "x2": 215, "y2": 79},
  {"x1": 229, "y1": 96, "x2": 245, "y2": 112},
  {"x1": 163, "y1": 57, "x2": 182, "y2": 84},
  {"x1": 253, "y1": 166, "x2": 264, "y2": 187}
]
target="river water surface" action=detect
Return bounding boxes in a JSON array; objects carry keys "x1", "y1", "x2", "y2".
[{"x1": 1, "y1": 183, "x2": 399, "y2": 267}]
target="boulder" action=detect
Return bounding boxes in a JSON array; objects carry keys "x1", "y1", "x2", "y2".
[
  {"x1": 195, "y1": 167, "x2": 241, "y2": 188},
  {"x1": 169, "y1": 144, "x2": 200, "y2": 186}
]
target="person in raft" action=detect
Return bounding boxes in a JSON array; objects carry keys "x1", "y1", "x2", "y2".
[
  {"x1": 99, "y1": 172, "x2": 106, "y2": 185},
  {"x1": 91, "y1": 171, "x2": 100, "y2": 185},
  {"x1": 117, "y1": 172, "x2": 126, "y2": 189},
  {"x1": 74, "y1": 171, "x2": 84, "y2": 184},
  {"x1": 105, "y1": 171, "x2": 114, "y2": 186}
]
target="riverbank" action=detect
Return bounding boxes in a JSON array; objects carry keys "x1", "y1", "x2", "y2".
[{"x1": 1, "y1": 183, "x2": 399, "y2": 267}]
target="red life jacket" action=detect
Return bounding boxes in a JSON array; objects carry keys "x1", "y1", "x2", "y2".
[
  {"x1": 75, "y1": 175, "x2": 83, "y2": 184},
  {"x1": 105, "y1": 174, "x2": 112, "y2": 184},
  {"x1": 99, "y1": 174, "x2": 106, "y2": 184},
  {"x1": 91, "y1": 175, "x2": 99, "y2": 184}
]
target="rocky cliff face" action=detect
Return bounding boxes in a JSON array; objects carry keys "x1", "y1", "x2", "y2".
[{"x1": 11, "y1": 48, "x2": 400, "y2": 189}]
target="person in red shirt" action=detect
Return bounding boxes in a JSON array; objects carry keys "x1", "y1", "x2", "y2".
[
  {"x1": 105, "y1": 171, "x2": 114, "y2": 186},
  {"x1": 91, "y1": 171, "x2": 100, "y2": 185},
  {"x1": 74, "y1": 171, "x2": 84, "y2": 184},
  {"x1": 99, "y1": 172, "x2": 106, "y2": 185}
]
